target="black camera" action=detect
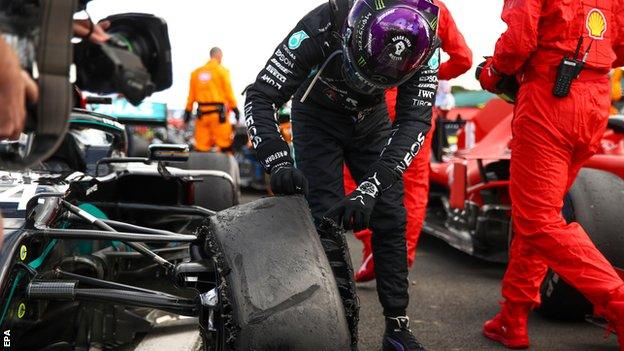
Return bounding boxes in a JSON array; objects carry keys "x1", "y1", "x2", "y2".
[
  {"x1": 74, "y1": 13, "x2": 173, "y2": 105},
  {"x1": 0, "y1": 0, "x2": 173, "y2": 169}
]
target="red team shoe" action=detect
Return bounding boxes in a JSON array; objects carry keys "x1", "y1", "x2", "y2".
[
  {"x1": 355, "y1": 253, "x2": 376, "y2": 282},
  {"x1": 483, "y1": 304, "x2": 530, "y2": 349}
]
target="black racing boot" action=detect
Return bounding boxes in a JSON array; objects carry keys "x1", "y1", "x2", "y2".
[{"x1": 382, "y1": 316, "x2": 426, "y2": 351}]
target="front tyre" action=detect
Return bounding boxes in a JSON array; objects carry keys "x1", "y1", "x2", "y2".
[{"x1": 199, "y1": 196, "x2": 351, "y2": 350}]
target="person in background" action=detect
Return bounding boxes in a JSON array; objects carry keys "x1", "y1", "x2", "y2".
[
  {"x1": 0, "y1": 37, "x2": 38, "y2": 141},
  {"x1": 73, "y1": 19, "x2": 110, "y2": 43},
  {"x1": 435, "y1": 80, "x2": 456, "y2": 115},
  {"x1": 185, "y1": 47, "x2": 240, "y2": 152},
  {"x1": 350, "y1": 0, "x2": 472, "y2": 283},
  {"x1": 477, "y1": 0, "x2": 624, "y2": 349},
  {"x1": 430, "y1": 80, "x2": 456, "y2": 158},
  {"x1": 0, "y1": 18, "x2": 108, "y2": 247},
  {"x1": 0, "y1": 36, "x2": 39, "y2": 247},
  {"x1": 611, "y1": 67, "x2": 623, "y2": 114}
]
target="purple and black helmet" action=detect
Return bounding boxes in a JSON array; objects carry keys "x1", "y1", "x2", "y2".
[{"x1": 341, "y1": 0, "x2": 439, "y2": 94}]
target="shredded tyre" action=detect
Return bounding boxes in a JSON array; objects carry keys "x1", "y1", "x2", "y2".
[{"x1": 200, "y1": 196, "x2": 351, "y2": 350}]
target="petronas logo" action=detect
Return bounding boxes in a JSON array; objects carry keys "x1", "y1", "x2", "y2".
[
  {"x1": 288, "y1": 31, "x2": 310, "y2": 50},
  {"x1": 374, "y1": 0, "x2": 385, "y2": 10},
  {"x1": 358, "y1": 56, "x2": 367, "y2": 66}
]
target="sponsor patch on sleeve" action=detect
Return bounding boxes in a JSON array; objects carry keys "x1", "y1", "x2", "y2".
[
  {"x1": 427, "y1": 48, "x2": 441, "y2": 70},
  {"x1": 288, "y1": 30, "x2": 310, "y2": 50}
]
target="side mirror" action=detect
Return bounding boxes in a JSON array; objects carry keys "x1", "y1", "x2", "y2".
[{"x1": 148, "y1": 144, "x2": 189, "y2": 162}]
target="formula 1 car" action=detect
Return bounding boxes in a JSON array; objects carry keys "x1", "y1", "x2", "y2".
[
  {"x1": 86, "y1": 96, "x2": 241, "y2": 212},
  {"x1": 0, "y1": 110, "x2": 352, "y2": 350},
  {"x1": 424, "y1": 98, "x2": 624, "y2": 320}
]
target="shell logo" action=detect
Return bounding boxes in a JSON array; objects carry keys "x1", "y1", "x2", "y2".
[{"x1": 586, "y1": 9, "x2": 607, "y2": 40}]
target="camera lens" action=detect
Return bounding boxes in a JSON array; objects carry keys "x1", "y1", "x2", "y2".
[{"x1": 107, "y1": 29, "x2": 154, "y2": 80}]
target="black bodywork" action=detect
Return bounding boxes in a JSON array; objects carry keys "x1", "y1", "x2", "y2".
[
  {"x1": 0, "y1": 170, "x2": 219, "y2": 350},
  {"x1": 0, "y1": 106, "x2": 353, "y2": 350},
  {"x1": 0, "y1": 112, "x2": 230, "y2": 350}
]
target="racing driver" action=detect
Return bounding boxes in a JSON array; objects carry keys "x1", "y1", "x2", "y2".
[
  {"x1": 478, "y1": 0, "x2": 624, "y2": 349},
  {"x1": 349, "y1": 0, "x2": 473, "y2": 283},
  {"x1": 245, "y1": 0, "x2": 440, "y2": 349}
]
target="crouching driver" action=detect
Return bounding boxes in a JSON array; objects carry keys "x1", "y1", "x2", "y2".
[{"x1": 245, "y1": 0, "x2": 440, "y2": 350}]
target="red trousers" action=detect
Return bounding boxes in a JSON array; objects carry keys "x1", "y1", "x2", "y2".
[
  {"x1": 502, "y1": 73, "x2": 624, "y2": 312},
  {"x1": 346, "y1": 119, "x2": 435, "y2": 267}
]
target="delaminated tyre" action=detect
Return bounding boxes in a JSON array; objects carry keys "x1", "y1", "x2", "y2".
[
  {"x1": 180, "y1": 152, "x2": 241, "y2": 211},
  {"x1": 200, "y1": 196, "x2": 351, "y2": 350},
  {"x1": 538, "y1": 168, "x2": 624, "y2": 320}
]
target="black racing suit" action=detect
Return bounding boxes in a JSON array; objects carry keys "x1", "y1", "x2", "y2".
[{"x1": 245, "y1": 3, "x2": 438, "y2": 321}]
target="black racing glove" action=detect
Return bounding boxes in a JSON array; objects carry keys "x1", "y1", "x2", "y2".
[
  {"x1": 270, "y1": 163, "x2": 308, "y2": 196},
  {"x1": 255, "y1": 138, "x2": 307, "y2": 195},
  {"x1": 232, "y1": 107, "x2": 241, "y2": 122},
  {"x1": 184, "y1": 109, "x2": 193, "y2": 124},
  {"x1": 326, "y1": 185, "x2": 377, "y2": 232},
  {"x1": 324, "y1": 164, "x2": 396, "y2": 232}
]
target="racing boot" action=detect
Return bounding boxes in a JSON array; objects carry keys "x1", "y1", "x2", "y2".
[
  {"x1": 382, "y1": 316, "x2": 426, "y2": 351},
  {"x1": 483, "y1": 302, "x2": 530, "y2": 349},
  {"x1": 355, "y1": 253, "x2": 375, "y2": 282}
]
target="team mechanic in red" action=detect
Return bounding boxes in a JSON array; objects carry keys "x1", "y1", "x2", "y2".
[
  {"x1": 347, "y1": 0, "x2": 472, "y2": 282},
  {"x1": 478, "y1": 0, "x2": 624, "y2": 349}
]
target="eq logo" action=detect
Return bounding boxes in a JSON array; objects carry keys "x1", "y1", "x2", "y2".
[{"x1": 3, "y1": 329, "x2": 10, "y2": 348}]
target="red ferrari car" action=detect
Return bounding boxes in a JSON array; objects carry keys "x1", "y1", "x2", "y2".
[{"x1": 425, "y1": 97, "x2": 624, "y2": 319}]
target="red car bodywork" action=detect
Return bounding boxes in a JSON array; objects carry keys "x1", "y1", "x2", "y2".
[
  {"x1": 426, "y1": 98, "x2": 624, "y2": 262},
  {"x1": 434, "y1": 99, "x2": 624, "y2": 212}
]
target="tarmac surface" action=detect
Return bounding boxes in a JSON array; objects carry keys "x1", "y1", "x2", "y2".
[
  {"x1": 132, "y1": 191, "x2": 619, "y2": 351},
  {"x1": 353, "y1": 233, "x2": 618, "y2": 351}
]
